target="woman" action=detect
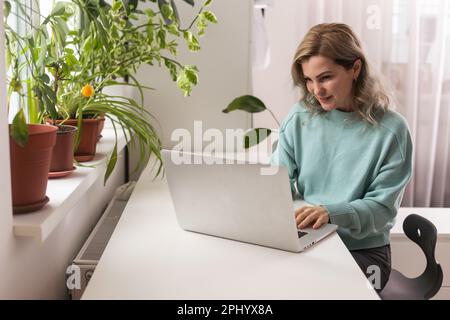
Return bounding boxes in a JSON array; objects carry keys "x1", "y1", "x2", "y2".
[{"x1": 271, "y1": 23, "x2": 413, "y2": 292}]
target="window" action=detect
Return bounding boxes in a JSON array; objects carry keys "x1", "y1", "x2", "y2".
[
  {"x1": 5, "y1": 0, "x2": 76, "y2": 123},
  {"x1": 391, "y1": 0, "x2": 450, "y2": 75},
  {"x1": 5, "y1": 0, "x2": 35, "y2": 122}
]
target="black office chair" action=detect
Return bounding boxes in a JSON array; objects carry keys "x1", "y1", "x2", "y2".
[{"x1": 379, "y1": 214, "x2": 443, "y2": 300}]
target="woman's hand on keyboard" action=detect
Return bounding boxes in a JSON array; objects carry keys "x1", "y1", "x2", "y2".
[{"x1": 295, "y1": 206, "x2": 330, "y2": 229}]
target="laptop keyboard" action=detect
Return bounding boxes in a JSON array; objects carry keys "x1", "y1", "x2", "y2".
[{"x1": 298, "y1": 231, "x2": 308, "y2": 238}]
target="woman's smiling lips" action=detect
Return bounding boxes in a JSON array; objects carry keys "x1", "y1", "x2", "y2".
[{"x1": 317, "y1": 96, "x2": 332, "y2": 103}]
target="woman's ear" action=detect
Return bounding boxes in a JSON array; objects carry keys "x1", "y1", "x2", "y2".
[{"x1": 353, "y1": 59, "x2": 362, "y2": 79}]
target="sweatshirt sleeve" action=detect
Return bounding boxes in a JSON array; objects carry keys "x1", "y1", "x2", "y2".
[
  {"x1": 324, "y1": 129, "x2": 413, "y2": 239},
  {"x1": 271, "y1": 128, "x2": 299, "y2": 194}
]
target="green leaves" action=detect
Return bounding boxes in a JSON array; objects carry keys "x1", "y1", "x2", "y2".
[
  {"x1": 158, "y1": 0, "x2": 175, "y2": 25},
  {"x1": 36, "y1": 33, "x2": 47, "y2": 74},
  {"x1": 43, "y1": 1, "x2": 73, "y2": 24},
  {"x1": 196, "y1": 18, "x2": 207, "y2": 37},
  {"x1": 157, "y1": 29, "x2": 167, "y2": 48},
  {"x1": 11, "y1": 109, "x2": 28, "y2": 147},
  {"x1": 195, "y1": 0, "x2": 217, "y2": 36},
  {"x1": 223, "y1": 94, "x2": 279, "y2": 148},
  {"x1": 166, "y1": 23, "x2": 180, "y2": 36},
  {"x1": 185, "y1": 67, "x2": 198, "y2": 84},
  {"x1": 145, "y1": 8, "x2": 156, "y2": 18},
  {"x1": 121, "y1": 0, "x2": 139, "y2": 14},
  {"x1": 160, "y1": 3, "x2": 174, "y2": 22},
  {"x1": 40, "y1": 73, "x2": 50, "y2": 84},
  {"x1": 244, "y1": 128, "x2": 272, "y2": 149},
  {"x1": 170, "y1": 0, "x2": 180, "y2": 23},
  {"x1": 146, "y1": 23, "x2": 155, "y2": 43},
  {"x1": 65, "y1": 53, "x2": 79, "y2": 68},
  {"x1": 8, "y1": 76, "x2": 22, "y2": 93},
  {"x1": 52, "y1": 16, "x2": 70, "y2": 46},
  {"x1": 196, "y1": 9, "x2": 217, "y2": 36},
  {"x1": 222, "y1": 95, "x2": 267, "y2": 114},
  {"x1": 79, "y1": 94, "x2": 162, "y2": 184},
  {"x1": 183, "y1": 31, "x2": 200, "y2": 51},
  {"x1": 202, "y1": 11, "x2": 218, "y2": 23},
  {"x1": 164, "y1": 58, "x2": 178, "y2": 81},
  {"x1": 4, "y1": 1, "x2": 11, "y2": 18},
  {"x1": 51, "y1": 2, "x2": 67, "y2": 16},
  {"x1": 27, "y1": 79, "x2": 40, "y2": 124},
  {"x1": 32, "y1": 83, "x2": 58, "y2": 119},
  {"x1": 104, "y1": 142, "x2": 118, "y2": 185},
  {"x1": 177, "y1": 65, "x2": 198, "y2": 96},
  {"x1": 94, "y1": 19, "x2": 109, "y2": 50}
]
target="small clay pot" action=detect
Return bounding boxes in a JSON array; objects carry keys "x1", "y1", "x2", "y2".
[
  {"x1": 48, "y1": 118, "x2": 104, "y2": 162},
  {"x1": 49, "y1": 125, "x2": 78, "y2": 173}
]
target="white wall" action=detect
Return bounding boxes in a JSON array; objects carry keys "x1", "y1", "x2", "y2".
[
  {"x1": 0, "y1": 162, "x2": 124, "y2": 299},
  {"x1": 0, "y1": 2, "x2": 125, "y2": 299},
  {"x1": 128, "y1": 0, "x2": 253, "y2": 180},
  {"x1": 252, "y1": 0, "x2": 307, "y2": 129}
]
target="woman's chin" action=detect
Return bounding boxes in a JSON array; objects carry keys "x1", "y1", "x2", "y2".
[{"x1": 320, "y1": 103, "x2": 337, "y2": 111}]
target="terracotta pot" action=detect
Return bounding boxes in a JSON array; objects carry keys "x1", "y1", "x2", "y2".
[
  {"x1": 49, "y1": 125, "x2": 78, "y2": 173},
  {"x1": 9, "y1": 124, "x2": 57, "y2": 214},
  {"x1": 48, "y1": 118, "x2": 103, "y2": 162},
  {"x1": 97, "y1": 114, "x2": 105, "y2": 141}
]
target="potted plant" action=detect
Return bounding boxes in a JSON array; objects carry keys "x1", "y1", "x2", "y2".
[
  {"x1": 3, "y1": 0, "x2": 72, "y2": 212},
  {"x1": 45, "y1": 0, "x2": 217, "y2": 183},
  {"x1": 4, "y1": 0, "x2": 217, "y2": 213}
]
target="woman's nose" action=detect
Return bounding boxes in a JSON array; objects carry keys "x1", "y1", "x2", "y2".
[{"x1": 313, "y1": 82, "x2": 325, "y2": 96}]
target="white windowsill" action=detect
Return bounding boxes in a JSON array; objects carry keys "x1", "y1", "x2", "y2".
[{"x1": 12, "y1": 128, "x2": 127, "y2": 243}]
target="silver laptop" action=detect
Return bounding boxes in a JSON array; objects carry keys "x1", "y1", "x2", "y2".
[{"x1": 162, "y1": 149, "x2": 338, "y2": 252}]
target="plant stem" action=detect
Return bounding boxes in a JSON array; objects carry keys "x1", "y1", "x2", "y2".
[
  {"x1": 119, "y1": 22, "x2": 159, "y2": 42},
  {"x1": 267, "y1": 107, "x2": 280, "y2": 127},
  {"x1": 178, "y1": 2, "x2": 206, "y2": 32},
  {"x1": 160, "y1": 55, "x2": 184, "y2": 68}
]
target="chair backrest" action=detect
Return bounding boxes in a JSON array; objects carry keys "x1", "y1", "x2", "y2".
[{"x1": 403, "y1": 214, "x2": 443, "y2": 299}]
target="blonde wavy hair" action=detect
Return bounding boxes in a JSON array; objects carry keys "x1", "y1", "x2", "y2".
[{"x1": 292, "y1": 23, "x2": 391, "y2": 125}]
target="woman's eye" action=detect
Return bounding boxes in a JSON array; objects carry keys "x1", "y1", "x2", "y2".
[{"x1": 320, "y1": 76, "x2": 331, "y2": 82}]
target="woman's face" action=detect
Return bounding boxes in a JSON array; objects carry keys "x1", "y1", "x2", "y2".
[{"x1": 301, "y1": 55, "x2": 361, "y2": 112}]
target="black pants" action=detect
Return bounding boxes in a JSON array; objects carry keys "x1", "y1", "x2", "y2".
[{"x1": 350, "y1": 244, "x2": 391, "y2": 293}]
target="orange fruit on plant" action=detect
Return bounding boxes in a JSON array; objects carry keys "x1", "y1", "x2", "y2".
[{"x1": 81, "y1": 84, "x2": 94, "y2": 97}]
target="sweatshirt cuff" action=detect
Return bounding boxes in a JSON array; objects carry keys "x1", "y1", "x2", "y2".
[{"x1": 323, "y1": 202, "x2": 357, "y2": 229}]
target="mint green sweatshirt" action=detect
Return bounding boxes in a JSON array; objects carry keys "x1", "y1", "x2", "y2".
[{"x1": 271, "y1": 102, "x2": 413, "y2": 251}]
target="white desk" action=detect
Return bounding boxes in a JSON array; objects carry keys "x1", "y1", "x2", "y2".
[{"x1": 82, "y1": 162, "x2": 379, "y2": 300}]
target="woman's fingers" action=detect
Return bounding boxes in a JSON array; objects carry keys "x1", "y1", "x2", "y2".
[
  {"x1": 297, "y1": 208, "x2": 320, "y2": 228},
  {"x1": 296, "y1": 206, "x2": 329, "y2": 229},
  {"x1": 298, "y1": 216, "x2": 314, "y2": 229},
  {"x1": 294, "y1": 206, "x2": 307, "y2": 217},
  {"x1": 312, "y1": 215, "x2": 327, "y2": 229},
  {"x1": 295, "y1": 207, "x2": 315, "y2": 224}
]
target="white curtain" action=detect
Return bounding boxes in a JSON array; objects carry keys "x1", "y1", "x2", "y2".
[{"x1": 268, "y1": 0, "x2": 450, "y2": 207}]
